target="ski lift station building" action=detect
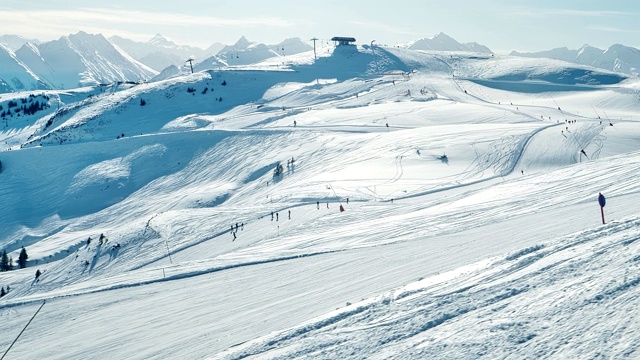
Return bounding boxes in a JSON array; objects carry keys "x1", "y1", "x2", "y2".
[{"x1": 331, "y1": 37, "x2": 356, "y2": 46}]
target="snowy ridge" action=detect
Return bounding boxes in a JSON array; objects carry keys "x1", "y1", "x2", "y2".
[
  {"x1": 512, "y1": 43, "x2": 640, "y2": 77},
  {"x1": 407, "y1": 32, "x2": 493, "y2": 54},
  {"x1": 1, "y1": 44, "x2": 640, "y2": 359}
]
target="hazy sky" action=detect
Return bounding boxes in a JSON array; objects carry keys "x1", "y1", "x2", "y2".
[{"x1": 1, "y1": 0, "x2": 639, "y2": 53}]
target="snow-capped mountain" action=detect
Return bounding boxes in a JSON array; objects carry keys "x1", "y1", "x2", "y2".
[
  {"x1": 511, "y1": 43, "x2": 640, "y2": 76},
  {"x1": 216, "y1": 36, "x2": 280, "y2": 66},
  {"x1": 0, "y1": 34, "x2": 40, "y2": 52},
  {"x1": 192, "y1": 56, "x2": 228, "y2": 73},
  {"x1": 110, "y1": 34, "x2": 224, "y2": 72},
  {"x1": 597, "y1": 44, "x2": 640, "y2": 76},
  {"x1": 13, "y1": 32, "x2": 157, "y2": 90},
  {"x1": 407, "y1": 32, "x2": 493, "y2": 53},
  {"x1": 268, "y1": 37, "x2": 313, "y2": 56},
  {"x1": 462, "y1": 41, "x2": 493, "y2": 54},
  {"x1": 150, "y1": 64, "x2": 183, "y2": 82},
  {"x1": 0, "y1": 44, "x2": 49, "y2": 93}
]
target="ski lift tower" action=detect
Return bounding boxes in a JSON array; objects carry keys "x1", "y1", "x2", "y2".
[{"x1": 186, "y1": 57, "x2": 195, "y2": 74}]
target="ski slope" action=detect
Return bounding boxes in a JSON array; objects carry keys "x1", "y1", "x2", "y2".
[{"x1": 1, "y1": 45, "x2": 639, "y2": 359}]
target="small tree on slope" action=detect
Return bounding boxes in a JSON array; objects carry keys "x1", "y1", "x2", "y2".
[
  {"x1": 0, "y1": 250, "x2": 8, "y2": 271},
  {"x1": 18, "y1": 247, "x2": 28, "y2": 269}
]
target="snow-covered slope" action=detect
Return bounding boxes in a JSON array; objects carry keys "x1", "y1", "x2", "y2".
[
  {"x1": 1, "y1": 44, "x2": 639, "y2": 359},
  {"x1": 0, "y1": 44, "x2": 49, "y2": 92},
  {"x1": 15, "y1": 32, "x2": 158, "y2": 89}
]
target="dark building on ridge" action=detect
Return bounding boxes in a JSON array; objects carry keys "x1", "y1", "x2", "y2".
[{"x1": 331, "y1": 37, "x2": 356, "y2": 46}]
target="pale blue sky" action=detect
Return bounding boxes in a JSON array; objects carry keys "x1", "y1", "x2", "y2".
[{"x1": 1, "y1": 0, "x2": 638, "y2": 53}]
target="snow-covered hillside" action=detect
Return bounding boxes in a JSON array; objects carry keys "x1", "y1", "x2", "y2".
[{"x1": 1, "y1": 43, "x2": 639, "y2": 359}]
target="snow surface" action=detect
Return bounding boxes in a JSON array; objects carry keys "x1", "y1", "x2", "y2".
[{"x1": 1, "y1": 44, "x2": 639, "y2": 359}]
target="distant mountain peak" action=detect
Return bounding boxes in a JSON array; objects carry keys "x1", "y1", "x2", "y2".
[
  {"x1": 234, "y1": 36, "x2": 251, "y2": 49},
  {"x1": 407, "y1": 32, "x2": 492, "y2": 53},
  {"x1": 433, "y1": 32, "x2": 454, "y2": 40},
  {"x1": 149, "y1": 33, "x2": 171, "y2": 46},
  {"x1": 0, "y1": 34, "x2": 40, "y2": 51}
]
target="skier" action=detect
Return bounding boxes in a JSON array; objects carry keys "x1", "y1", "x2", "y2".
[
  {"x1": 233, "y1": 232, "x2": 236, "y2": 241},
  {"x1": 271, "y1": 211, "x2": 274, "y2": 221},
  {"x1": 346, "y1": 197, "x2": 349, "y2": 204},
  {"x1": 276, "y1": 212, "x2": 279, "y2": 221},
  {"x1": 288, "y1": 210, "x2": 291, "y2": 220},
  {"x1": 317, "y1": 201, "x2": 320, "y2": 209},
  {"x1": 326, "y1": 202, "x2": 329, "y2": 209}
]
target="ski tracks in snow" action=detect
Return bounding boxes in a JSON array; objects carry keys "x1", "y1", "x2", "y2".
[{"x1": 214, "y1": 216, "x2": 640, "y2": 360}]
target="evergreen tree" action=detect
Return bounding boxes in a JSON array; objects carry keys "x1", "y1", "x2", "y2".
[
  {"x1": 18, "y1": 247, "x2": 28, "y2": 269},
  {"x1": 0, "y1": 250, "x2": 8, "y2": 271},
  {"x1": 7, "y1": 256, "x2": 13, "y2": 271}
]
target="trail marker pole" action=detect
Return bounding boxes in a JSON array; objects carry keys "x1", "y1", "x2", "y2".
[{"x1": 598, "y1": 192, "x2": 606, "y2": 224}]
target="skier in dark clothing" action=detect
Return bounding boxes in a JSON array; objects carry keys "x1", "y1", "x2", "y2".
[
  {"x1": 317, "y1": 201, "x2": 319, "y2": 209},
  {"x1": 276, "y1": 212, "x2": 279, "y2": 221},
  {"x1": 233, "y1": 232, "x2": 236, "y2": 241},
  {"x1": 271, "y1": 212, "x2": 274, "y2": 221},
  {"x1": 288, "y1": 210, "x2": 291, "y2": 219}
]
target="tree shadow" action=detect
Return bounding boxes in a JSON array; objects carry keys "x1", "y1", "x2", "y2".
[{"x1": 437, "y1": 154, "x2": 449, "y2": 165}]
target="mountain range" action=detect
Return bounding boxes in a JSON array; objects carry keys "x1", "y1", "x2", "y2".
[
  {"x1": 2, "y1": 31, "x2": 640, "y2": 94},
  {"x1": 0, "y1": 32, "x2": 157, "y2": 91},
  {"x1": 406, "y1": 32, "x2": 493, "y2": 54},
  {"x1": 511, "y1": 44, "x2": 640, "y2": 77}
]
